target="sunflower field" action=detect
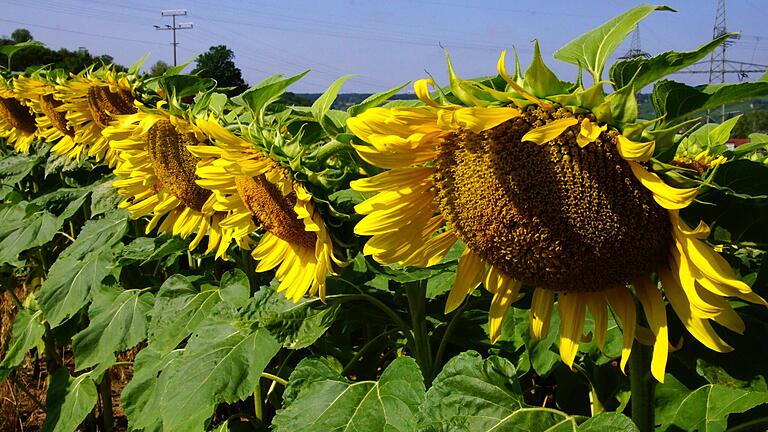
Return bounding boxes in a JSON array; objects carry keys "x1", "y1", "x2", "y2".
[{"x1": 1, "y1": 5, "x2": 768, "y2": 432}]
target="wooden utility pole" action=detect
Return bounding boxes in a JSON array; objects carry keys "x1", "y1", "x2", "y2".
[{"x1": 154, "y1": 9, "x2": 193, "y2": 67}]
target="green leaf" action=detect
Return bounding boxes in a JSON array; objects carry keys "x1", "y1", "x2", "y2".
[
  {"x1": 418, "y1": 351, "x2": 579, "y2": 431},
  {"x1": 653, "y1": 79, "x2": 768, "y2": 122},
  {"x1": 121, "y1": 347, "x2": 183, "y2": 432},
  {"x1": 240, "y1": 71, "x2": 309, "y2": 117},
  {"x1": 311, "y1": 75, "x2": 354, "y2": 135},
  {"x1": 158, "y1": 75, "x2": 216, "y2": 101},
  {"x1": 348, "y1": 82, "x2": 410, "y2": 117},
  {"x1": 0, "y1": 40, "x2": 44, "y2": 63},
  {"x1": 72, "y1": 285, "x2": 154, "y2": 372},
  {"x1": 577, "y1": 412, "x2": 638, "y2": 431},
  {"x1": 525, "y1": 40, "x2": 570, "y2": 97},
  {"x1": 554, "y1": 5, "x2": 674, "y2": 82},
  {"x1": 89, "y1": 177, "x2": 122, "y2": 216},
  {"x1": 593, "y1": 81, "x2": 638, "y2": 126},
  {"x1": 610, "y1": 33, "x2": 733, "y2": 91},
  {"x1": 243, "y1": 287, "x2": 340, "y2": 349},
  {"x1": 0, "y1": 308, "x2": 45, "y2": 383},
  {"x1": 273, "y1": 356, "x2": 425, "y2": 432},
  {"x1": 677, "y1": 115, "x2": 741, "y2": 157},
  {"x1": 40, "y1": 369, "x2": 98, "y2": 432},
  {"x1": 159, "y1": 322, "x2": 280, "y2": 431},
  {"x1": 37, "y1": 248, "x2": 119, "y2": 327},
  {"x1": 0, "y1": 204, "x2": 60, "y2": 265},
  {"x1": 59, "y1": 210, "x2": 129, "y2": 260},
  {"x1": 148, "y1": 274, "x2": 241, "y2": 355},
  {"x1": 656, "y1": 375, "x2": 768, "y2": 432}
]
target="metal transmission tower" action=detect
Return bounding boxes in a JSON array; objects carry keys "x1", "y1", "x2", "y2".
[
  {"x1": 619, "y1": 26, "x2": 651, "y2": 60},
  {"x1": 154, "y1": 10, "x2": 193, "y2": 67}
]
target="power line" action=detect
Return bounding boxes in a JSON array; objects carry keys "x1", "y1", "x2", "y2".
[{"x1": 0, "y1": 17, "x2": 166, "y2": 47}]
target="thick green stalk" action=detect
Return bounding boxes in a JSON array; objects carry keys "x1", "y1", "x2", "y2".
[
  {"x1": 405, "y1": 280, "x2": 433, "y2": 385},
  {"x1": 99, "y1": 372, "x2": 114, "y2": 432},
  {"x1": 629, "y1": 341, "x2": 655, "y2": 432}
]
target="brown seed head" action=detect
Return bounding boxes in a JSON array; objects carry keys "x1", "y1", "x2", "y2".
[
  {"x1": 87, "y1": 86, "x2": 137, "y2": 128},
  {"x1": 39, "y1": 93, "x2": 74, "y2": 137},
  {"x1": 434, "y1": 106, "x2": 672, "y2": 293},
  {"x1": 235, "y1": 175, "x2": 316, "y2": 249},
  {"x1": 147, "y1": 119, "x2": 212, "y2": 211},
  {"x1": 0, "y1": 97, "x2": 36, "y2": 134}
]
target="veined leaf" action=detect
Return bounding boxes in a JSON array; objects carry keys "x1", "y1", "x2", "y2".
[
  {"x1": 578, "y1": 413, "x2": 638, "y2": 431},
  {"x1": 239, "y1": 71, "x2": 309, "y2": 117},
  {"x1": 122, "y1": 347, "x2": 183, "y2": 432},
  {"x1": 89, "y1": 176, "x2": 122, "y2": 217},
  {"x1": 40, "y1": 369, "x2": 98, "y2": 432},
  {"x1": 610, "y1": 33, "x2": 734, "y2": 91},
  {"x1": 554, "y1": 5, "x2": 674, "y2": 82},
  {"x1": 58, "y1": 210, "x2": 128, "y2": 260},
  {"x1": 0, "y1": 308, "x2": 45, "y2": 383},
  {"x1": 653, "y1": 79, "x2": 768, "y2": 122},
  {"x1": 0, "y1": 40, "x2": 44, "y2": 64},
  {"x1": 37, "y1": 248, "x2": 119, "y2": 327},
  {"x1": 418, "y1": 351, "x2": 579, "y2": 431},
  {"x1": 158, "y1": 322, "x2": 280, "y2": 431},
  {"x1": 72, "y1": 284, "x2": 154, "y2": 372},
  {"x1": 273, "y1": 356, "x2": 425, "y2": 432},
  {"x1": 311, "y1": 75, "x2": 354, "y2": 135},
  {"x1": 0, "y1": 204, "x2": 59, "y2": 266},
  {"x1": 148, "y1": 272, "x2": 245, "y2": 355},
  {"x1": 243, "y1": 287, "x2": 340, "y2": 349},
  {"x1": 656, "y1": 375, "x2": 768, "y2": 432},
  {"x1": 348, "y1": 81, "x2": 410, "y2": 117}
]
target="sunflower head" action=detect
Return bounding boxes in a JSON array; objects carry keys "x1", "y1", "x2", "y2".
[
  {"x1": 0, "y1": 76, "x2": 37, "y2": 152},
  {"x1": 347, "y1": 4, "x2": 767, "y2": 382}
]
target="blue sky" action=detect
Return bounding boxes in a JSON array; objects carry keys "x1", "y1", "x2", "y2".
[{"x1": 3, "y1": 0, "x2": 767, "y2": 93}]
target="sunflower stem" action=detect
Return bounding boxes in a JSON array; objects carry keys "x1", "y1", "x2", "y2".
[
  {"x1": 98, "y1": 371, "x2": 114, "y2": 432},
  {"x1": 405, "y1": 280, "x2": 433, "y2": 385},
  {"x1": 629, "y1": 340, "x2": 655, "y2": 432}
]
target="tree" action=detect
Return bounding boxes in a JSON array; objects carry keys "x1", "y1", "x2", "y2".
[
  {"x1": 149, "y1": 60, "x2": 170, "y2": 77},
  {"x1": 191, "y1": 45, "x2": 248, "y2": 96},
  {"x1": 10, "y1": 28, "x2": 32, "y2": 43}
]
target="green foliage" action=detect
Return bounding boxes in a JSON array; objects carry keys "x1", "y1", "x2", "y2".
[
  {"x1": 274, "y1": 356, "x2": 425, "y2": 432},
  {"x1": 40, "y1": 369, "x2": 98, "y2": 432},
  {"x1": 655, "y1": 375, "x2": 768, "y2": 432},
  {"x1": 0, "y1": 308, "x2": 45, "y2": 383}
]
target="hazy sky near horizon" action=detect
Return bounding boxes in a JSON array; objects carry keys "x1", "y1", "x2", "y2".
[{"x1": 2, "y1": 0, "x2": 767, "y2": 93}]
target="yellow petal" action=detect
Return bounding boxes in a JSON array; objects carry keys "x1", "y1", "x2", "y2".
[
  {"x1": 521, "y1": 117, "x2": 578, "y2": 144},
  {"x1": 414, "y1": 79, "x2": 441, "y2": 108},
  {"x1": 488, "y1": 274, "x2": 522, "y2": 344},
  {"x1": 558, "y1": 293, "x2": 586, "y2": 369},
  {"x1": 350, "y1": 167, "x2": 434, "y2": 193},
  {"x1": 605, "y1": 288, "x2": 636, "y2": 373},
  {"x1": 629, "y1": 162, "x2": 698, "y2": 209},
  {"x1": 529, "y1": 287, "x2": 554, "y2": 340},
  {"x1": 400, "y1": 229, "x2": 458, "y2": 267},
  {"x1": 617, "y1": 135, "x2": 655, "y2": 162},
  {"x1": 585, "y1": 293, "x2": 607, "y2": 350},
  {"x1": 576, "y1": 118, "x2": 607, "y2": 148},
  {"x1": 660, "y1": 267, "x2": 733, "y2": 352},
  {"x1": 445, "y1": 107, "x2": 521, "y2": 134},
  {"x1": 445, "y1": 248, "x2": 484, "y2": 313},
  {"x1": 635, "y1": 277, "x2": 668, "y2": 383},
  {"x1": 496, "y1": 50, "x2": 548, "y2": 107}
]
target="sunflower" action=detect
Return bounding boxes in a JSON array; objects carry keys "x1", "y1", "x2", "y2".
[
  {"x1": 13, "y1": 74, "x2": 77, "y2": 157},
  {"x1": 188, "y1": 117, "x2": 342, "y2": 302},
  {"x1": 55, "y1": 66, "x2": 138, "y2": 167},
  {"x1": 103, "y1": 106, "x2": 222, "y2": 252},
  {"x1": 346, "y1": 46, "x2": 766, "y2": 382},
  {"x1": 0, "y1": 77, "x2": 37, "y2": 153}
]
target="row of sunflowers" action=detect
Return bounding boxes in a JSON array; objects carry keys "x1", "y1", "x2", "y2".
[{"x1": 1, "y1": 5, "x2": 768, "y2": 431}]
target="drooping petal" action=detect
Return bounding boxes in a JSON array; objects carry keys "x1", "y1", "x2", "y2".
[
  {"x1": 530, "y1": 287, "x2": 554, "y2": 340},
  {"x1": 629, "y1": 162, "x2": 698, "y2": 209},
  {"x1": 521, "y1": 117, "x2": 578, "y2": 144},
  {"x1": 616, "y1": 135, "x2": 655, "y2": 162},
  {"x1": 635, "y1": 277, "x2": 669, "y2": 383},
  {"x1": 445, "y1": 247, "x2": 485, "y2": 313},
  {"x1": 605, "y1": 288, "x2": 636, "y2": 373},
  {"x1": 558, "y1": 292, "x2": 587, "y2": 369},
  {"x1": 576, "y1": 118, "x2": 607, "y2": 148}
]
